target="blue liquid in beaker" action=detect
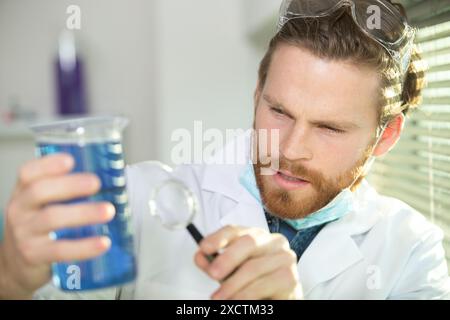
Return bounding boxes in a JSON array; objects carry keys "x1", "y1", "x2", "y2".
[{"x1": 38, "y1": 141, "x2": 136, "y2": 291}]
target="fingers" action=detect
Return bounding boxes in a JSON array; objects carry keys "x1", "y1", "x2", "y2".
[
  {"x1": 211, "y1": 251, "x2": 296, "y2": 300},
  {"x1": 228, "y1": 266, "x2": 299, "y2": 300},
  {"x1": 195, "y1": 225, "x2": 301, "y2": 300},
  {"x1": 199, "y1": 226, "x2": 289, "y2": 281},
  {"x1": 208, "y1": 233, "x2": 285, "y2": 281},
  {"x1": 19, "y1": 236, "x2": 112, "y2": 265},
  {"x1": 48, "y1": 236, "x2": 112, "y2": 263},
  {"x1": 29, "y1": 202, "x2": 115, "y2": 235},
  {"x1": 16, "y1": 173, "x2": 101, "y2": 211},
  {"x1": 1, "y1": 154, "x2": 113, "y2": 297},
  {"x1": 194, "y1": 250, "x2": 210, "y2": 272},
  {"x1": 199, "y1": 225, "x2": 246, "y2": 255},
  {"x1": 17, "y1": 154, "x2": 74, "y2": 190}
]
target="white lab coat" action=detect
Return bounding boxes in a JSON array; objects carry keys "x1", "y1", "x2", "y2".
[{"x1": 35, "y1": 131, "x2": 450, "y2": 300}]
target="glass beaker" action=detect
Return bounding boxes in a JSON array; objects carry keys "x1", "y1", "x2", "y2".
[{"x1": 30, "y1": 116, "x2": 136, "y2": 291}]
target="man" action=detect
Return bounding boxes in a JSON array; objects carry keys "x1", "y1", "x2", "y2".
[{"x1": 1, "y1": 0, "x2": 449, "y2": 299}]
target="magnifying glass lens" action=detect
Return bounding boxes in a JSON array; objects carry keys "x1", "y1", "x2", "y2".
[
  {"x1": 148, "y1": 163, "x2": 217, "y2": 263},
  {"x1": 151, "y1": 181, "x2": 195, "y2": 229}
]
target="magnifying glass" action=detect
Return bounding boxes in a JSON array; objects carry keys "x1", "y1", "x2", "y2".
[{"x1": 148, "y1": 163, "x2": 217, "y2": 262}]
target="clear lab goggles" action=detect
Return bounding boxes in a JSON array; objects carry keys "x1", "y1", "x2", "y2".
[{"x1": 277, "y1": 0, "x2": 417, "y2": 77}]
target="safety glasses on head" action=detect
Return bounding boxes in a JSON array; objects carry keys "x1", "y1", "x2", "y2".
[{"x1": 277, "y1": 0, "x2": 417, "y2": 77}]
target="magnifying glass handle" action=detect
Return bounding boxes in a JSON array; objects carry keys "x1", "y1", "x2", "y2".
[{"x1": 186, "y1": 223, "x2": 218, "y2": 263}]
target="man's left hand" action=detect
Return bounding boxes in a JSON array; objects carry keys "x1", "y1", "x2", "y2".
[{"x1": 194, "y1": 225, "x2": 303, "y2": 300}]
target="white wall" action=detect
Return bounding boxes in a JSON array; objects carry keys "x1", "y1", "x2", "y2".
[
  {"x1": 0, "y1": 0, "x2": 159, "y2": 161},
  {"x1": 0, "y1": 0, "x2": 280, "y2": 206},
  {"x1": 157, "y1": 0, "x2": 257, "y2": 164},
  {"x1": 0, "y1": 0, "x2": 160, "y2": 206}
]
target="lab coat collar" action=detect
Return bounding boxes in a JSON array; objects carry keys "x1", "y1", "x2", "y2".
[
  {"x1": 200, "y1": 129, "x2": 269, "y2": 230},
  {"x1": 200, "y1": 130, "x2": 381, "y2": 296},
  {"x1": 201, "y1": 129, "x2": 254, "y2": 203},
  {"x1": 202, "y1": 163, "x2": 270, "y2": 231},
  {"x1": 299, "y1": 180, "x2": 381, "y2": 297}
]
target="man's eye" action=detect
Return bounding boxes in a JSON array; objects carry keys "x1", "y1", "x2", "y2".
[
  {"x1": 320, "y1": 125, "x2": 345, "y2": 134},
  {"x1": 270, "y1": 107, "x2": 284, "y2": 115}
]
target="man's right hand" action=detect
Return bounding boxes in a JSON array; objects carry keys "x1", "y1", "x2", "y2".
[{"x1": 0, "y1": 154, "x2": 115, "y2": 299}]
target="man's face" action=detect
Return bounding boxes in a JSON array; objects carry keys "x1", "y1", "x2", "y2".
[{"x1": 253, "y1": 44, "x2": 381, "y2": 219}]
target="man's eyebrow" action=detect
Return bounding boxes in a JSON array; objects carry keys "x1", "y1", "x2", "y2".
[
  {"x1": 263, "y1": 94, "x2": 360, "y2": 130},
  {"x1": 263, "y1": 94, "x2": 282, "y2": 107},
  {"x1": 262, "y1": 94, "x2": 295, "y2": 118}
]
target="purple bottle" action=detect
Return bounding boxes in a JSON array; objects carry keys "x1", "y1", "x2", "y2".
[{"x1": 55, "y1": 31, "x2": 88, "y2": 115}]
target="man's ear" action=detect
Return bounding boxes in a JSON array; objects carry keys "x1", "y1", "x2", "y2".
[{"x1": 372, "y1": 113, "x2": 405, "y2": 157}]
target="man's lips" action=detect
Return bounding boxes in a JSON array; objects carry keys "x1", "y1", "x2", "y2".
[
  {"x1": 277, "y1": 170, "x2": 309, "y2": 182},
  {"x1": 273, "y1": 170, "x2": 310, "y2": 190}
]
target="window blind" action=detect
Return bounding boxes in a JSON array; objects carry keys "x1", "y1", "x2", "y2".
[{"x1": 368, "y1": 0, "x2": 450, "y2": 268}]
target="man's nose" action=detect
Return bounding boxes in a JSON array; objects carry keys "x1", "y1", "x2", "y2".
[{"x1": 280, "y1": 124, "x2": 313, "y2": 161}]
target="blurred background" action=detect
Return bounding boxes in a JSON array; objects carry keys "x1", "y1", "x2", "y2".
[
  {"x1": 0, "y1": 0, "x2": 449, "y2": 267},
  {"x1": 0, "y1": 0, "x2": 279, "y2": 206}
]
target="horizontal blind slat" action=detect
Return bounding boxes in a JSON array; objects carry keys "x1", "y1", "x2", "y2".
[
  {"x1": 422, "y1": 96, "x2": 450, "y2": 104},
  {"x1": 415, "y1": 13, "x2": 450, "y2": 29},
  {"x1": 371, "y1": 164, "x2": 450, "y2": 190},
  {"x1": 402, "y1": 127, "x2": 450, "y2": 139},
  {"x1": 389, "y1": 140, "x2": 450, "y2": 156},
  {"x1": 427, "y1": 63, "x2": 450, "y2": 73},
  {"x1": 426, "y1": 79, "x2": 450, "y2": 88},
  {"x1": 407, "y1": 0, "x2": 450, "y2": 22},
  {"x1": 370, "y1": 178, "x2": 450, "y2": 209},
  {"x1": 410, "y1": 112, "x2": 450, "y2": 122},
  {"x1": 375, "y1": 154, "x2": 450, "y2": 175}
]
